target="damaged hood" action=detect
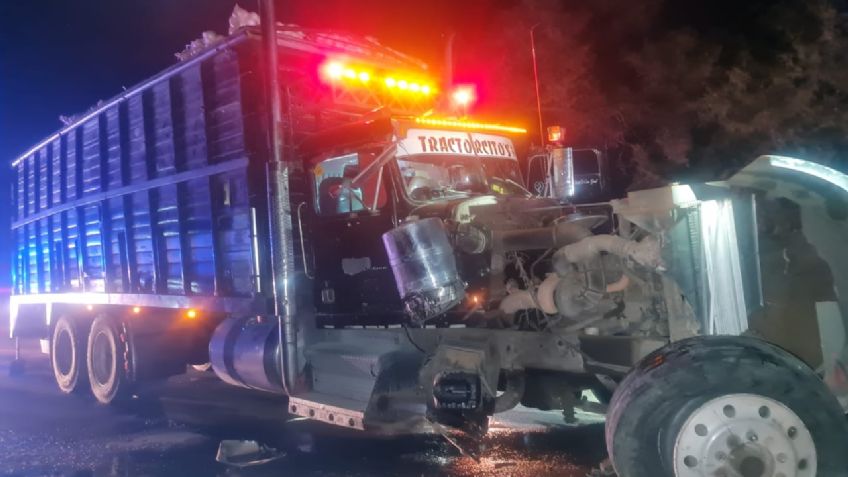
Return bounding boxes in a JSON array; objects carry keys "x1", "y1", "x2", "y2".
[
  {"x1": 728, "y1": 155, "x2": 848, "y2": 409},
  {"x1": 727, "y1": 155, "x2": 848, "y2": 319}
]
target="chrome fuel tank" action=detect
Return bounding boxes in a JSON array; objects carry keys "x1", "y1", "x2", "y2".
[{"x1": 209, "y1": 316, "x2": 284, "y2": 394}]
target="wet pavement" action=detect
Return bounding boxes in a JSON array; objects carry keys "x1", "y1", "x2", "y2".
[{"x1": 0, "y1": 335, "x2": 607, "y2": 477}]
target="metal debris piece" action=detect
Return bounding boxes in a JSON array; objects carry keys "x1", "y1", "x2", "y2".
[
  {"x1": 175, "y1": 31, "x2": 225, "y2": 61},
  {"x1": 228, "y1": 4, "x2": 261, "y2": 34},
  {"x1": 215, "y1": 440, "x2": 285, "y2": 467}
]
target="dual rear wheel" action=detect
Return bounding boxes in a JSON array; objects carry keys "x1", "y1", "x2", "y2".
[{"x1": 49, "y1": 314, "x2": 131, "y2": 404}]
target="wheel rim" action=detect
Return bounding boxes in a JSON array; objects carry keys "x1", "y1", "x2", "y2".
[
  {"x1": 54, "y1": 328, "x2": 74, "y2": 377},
  {"x1": 674, "y1": 393, "x2": 816, "y2": 477},
  {"x1": 91, "y1": 330, "x2": 114, "y2": 386}
]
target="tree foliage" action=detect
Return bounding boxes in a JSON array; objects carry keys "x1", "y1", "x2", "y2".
[{"x1": 460, "y1": 0, "x2": 848, "y2": 189}]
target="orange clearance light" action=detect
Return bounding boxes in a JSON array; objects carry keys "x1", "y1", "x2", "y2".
[
  {"x1": 409, "y1": 83, "x2": 421, "y2": 92},
  {"x1": 86, "y1": 304, "x2": 94, "y2": 311},
  {"x1": 421, "y1": 85, "x2": 432, "y2": 95},
  {"x1": 451, "y1": 85, "x2": 476, "y2": 107},
  {"x1": 547, "y1": 125, "x2": 564, "y2": 143},
  {"x1": 357, "y1": 71, "x2": 370, "y2": 82},
  {"x1": 343, "y1": 68, "x2": 357, "y2": 79},
  {"x1": 385, "y1": 77, "x2": 397, "y2": 87},
  {"x1": 186, "y1": 309, "x2": 198, "y2": 319},
  {"x1": 413, "y1": 117, "x2": 527, "y2": 134},
  {"x1": 132, "y1": 306, "x2": 141, "y2": 314},
  {"x1": 397, "y1": 79, "x2": 409, "y2": 90}
]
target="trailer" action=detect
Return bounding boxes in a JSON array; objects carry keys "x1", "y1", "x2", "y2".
[{"x1": 8, "y1": 12, "x2": 848, "y2": 477}]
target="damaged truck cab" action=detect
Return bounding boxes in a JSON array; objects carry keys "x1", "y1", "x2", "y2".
[{"x1": 9, "y1": 18, "x2": 848, "y2": 477}]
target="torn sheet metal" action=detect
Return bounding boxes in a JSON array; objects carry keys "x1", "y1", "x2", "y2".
[
  {"x1": 229, "y1": 4, "x2": 261, "y2": 34},
  {"x1": 215, "y1": 440, "x2": 285, "y2": 467}
]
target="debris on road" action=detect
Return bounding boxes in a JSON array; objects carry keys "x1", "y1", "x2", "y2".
[{"x1": 215, "y1": 439, "x2": 286, "y2": 467}]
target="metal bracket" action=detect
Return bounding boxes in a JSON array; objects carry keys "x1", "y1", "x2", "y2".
[{"x1": 288, "y1": 395, "x2": 366, "y2": 431}]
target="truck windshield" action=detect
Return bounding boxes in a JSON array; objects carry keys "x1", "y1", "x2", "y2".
[{"x1": 397, "y1": 155, "x2": 527, "y2": 201}]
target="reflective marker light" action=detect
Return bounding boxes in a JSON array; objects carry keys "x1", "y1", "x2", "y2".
[
  {"x1": 132, "y1": 306, "x2": 141, "y2": 314},
  {"x1": 186, "y1": 309, "x2": 198, "y2": 319},
  {"x1": 86, "y1": 304, "x2": 94, "y2": 311},
  {"x1": 413, "y1": 117, "x2": 527, "y2": 134}
]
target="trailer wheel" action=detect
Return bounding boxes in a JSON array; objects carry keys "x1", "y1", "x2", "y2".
[
  {"x1": 86, "y1": 316, "x2": 132, "y2": 404},
  {"x1": 605, "y1": 336, "x2": 848, "y2": 477},
  {"x1": 50, "y1": 315, "x2": 88, "y2": 394}
]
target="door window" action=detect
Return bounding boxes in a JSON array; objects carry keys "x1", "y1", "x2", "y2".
[{"x1": 313, "y1": 152, "x2": 387, "y2": 215}]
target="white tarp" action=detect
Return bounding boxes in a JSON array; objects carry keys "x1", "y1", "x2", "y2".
[{"x1": 701, "y1": 198, "x2": 749, "y2": 335}]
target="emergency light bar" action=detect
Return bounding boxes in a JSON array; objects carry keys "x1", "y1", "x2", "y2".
[
  {"x1": 321, "y1": 60, "x2": 435, "y2": 96},
  {"x1": 413, "y1": 117, "x2": 527, "y2": 135}
]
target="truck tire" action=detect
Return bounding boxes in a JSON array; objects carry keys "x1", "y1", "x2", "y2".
[
  {"x1": 50, "y1": 315, "x2": 88, "y2": 394},
  {"x1": 86, "y1": 315, "x2": 132, "y2": 404},
  {"x1": 605, "y1": 336, "x2": 848, "y2": 477}
]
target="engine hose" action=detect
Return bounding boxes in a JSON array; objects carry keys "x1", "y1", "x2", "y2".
[{"x1": 549, "y1": 235, "x2": 663, "y2": 318}]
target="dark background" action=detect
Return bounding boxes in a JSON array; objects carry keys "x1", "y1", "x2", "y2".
[{"x1": 3, "y1": 0, "x2": 847, "y2": 289}]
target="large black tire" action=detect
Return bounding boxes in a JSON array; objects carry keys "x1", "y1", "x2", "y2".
[
  {"x1": 86, "y1": 315, "x2": 132, "y2": 404},
  {"x1": 50, "y1": 315, "x2": 89, "y2": 394},
  {"x1": 606, "y1": 336, "x2": 848, "y2": 477}
]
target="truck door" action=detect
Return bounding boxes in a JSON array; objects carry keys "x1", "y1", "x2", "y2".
[{"x1": 308, "y1": 149, "x2": 401, "y2": 323}]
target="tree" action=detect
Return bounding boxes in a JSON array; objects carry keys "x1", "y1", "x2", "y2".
[{"x1": 461, "y1": 0, "x2": 848, "y2": 190}]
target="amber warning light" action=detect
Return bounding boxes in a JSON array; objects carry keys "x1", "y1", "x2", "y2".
[
  {"x1": 320, "y1": 60, "x2": 434, "y2": 96},
  {"x1": 547, "y1": 125, "x2": 565, "y2": 144},
  {"x1": 413, "y1": 117, "x2": 527, "y2": 135}
]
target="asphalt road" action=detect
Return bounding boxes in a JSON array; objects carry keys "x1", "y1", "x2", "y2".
[{"x1": 0, "y1": 334, "x2": 608, "y2": 477}]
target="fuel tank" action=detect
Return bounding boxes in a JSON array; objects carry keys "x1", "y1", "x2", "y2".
[{"x1": 208, "y1": 316, "x2": 284, "y2": 394}]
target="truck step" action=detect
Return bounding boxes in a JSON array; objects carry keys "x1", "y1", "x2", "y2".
[
  {"x1": 288, "y1": 391, "x2": 368, "y2": 430},
  {"x1": 306, "y1": 342, "x2": 394, "y2": 402}
]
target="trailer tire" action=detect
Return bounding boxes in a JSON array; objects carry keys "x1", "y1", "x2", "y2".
[
  {"x1": 86, "y1": 315, "x2": 132, "y2": 404},
  {"x1": 50, "y1": 315, "x2": 88, "y2": 394},
  {"x1": 605, "y1": 336, "x2": 848, "y2": 477}
]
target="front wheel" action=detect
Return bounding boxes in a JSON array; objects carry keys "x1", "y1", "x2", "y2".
[{"x1": 605, "y1": 336, "x2": 848, "y2": 477}]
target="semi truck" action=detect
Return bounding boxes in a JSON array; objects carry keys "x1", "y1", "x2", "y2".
[{"x1": 8, "y1": 9, "x2": 848, "y2": 477}]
